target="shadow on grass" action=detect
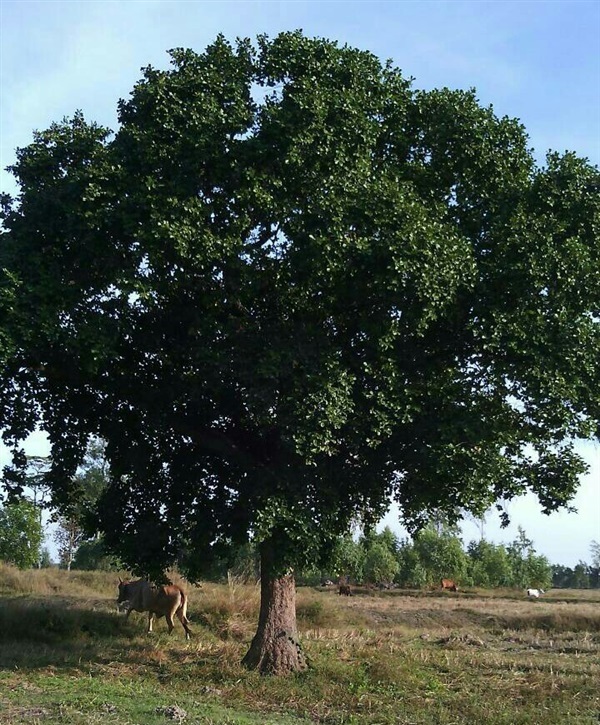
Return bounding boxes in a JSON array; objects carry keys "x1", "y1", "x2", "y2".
[
  {"x1": 0, "y1": 595, "x2": 125, "y2": 638},
  {"x1": 0, "y1": 595, "x2": 187, "y2": 670}
]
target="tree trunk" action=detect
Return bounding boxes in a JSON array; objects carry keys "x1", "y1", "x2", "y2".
[{"x1": 241, "y1": 541, "x2": 307, "y2": 675}]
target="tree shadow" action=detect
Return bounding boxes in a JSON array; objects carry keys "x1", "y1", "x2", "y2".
[{"x1": 0, "y1": 594, "x2": 201, "y2": 671}]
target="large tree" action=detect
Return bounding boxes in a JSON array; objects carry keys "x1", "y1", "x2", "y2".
[{"x1": 1, "y1": 32, "x2": 599, "y2": 673}]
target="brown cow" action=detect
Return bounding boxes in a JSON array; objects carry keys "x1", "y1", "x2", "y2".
[
  {"x1": 338, "y1": 584, "x2": 352, "y2": 596},
  {"x1": 117, "y1": 579, "x2": 192, "y2": 639},
  {"x1": 440, "y1": 578, "x2": 458, "y2": 592}
]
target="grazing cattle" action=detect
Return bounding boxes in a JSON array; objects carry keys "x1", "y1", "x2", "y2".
[
  {"x1": 117, "y1": 579, "x2": 192, "y2": 639},
  {"x1": 338, "y1": 583, "x2": 352, "y2": 596},
  {"x1": 526, "y1": 588, "x2": 545, "y2": 598},
  {"x1": 441, "y1": 578, "x2": 458, "y2": 592}
]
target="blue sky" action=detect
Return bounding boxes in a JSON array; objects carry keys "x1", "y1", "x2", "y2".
[{"x1": 1, "y1": 0, "x2": 599, "y2": 566}]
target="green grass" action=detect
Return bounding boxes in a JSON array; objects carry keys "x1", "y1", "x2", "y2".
[{"x1": 0, "y1": 566, "x2": 599, "y2": 724}]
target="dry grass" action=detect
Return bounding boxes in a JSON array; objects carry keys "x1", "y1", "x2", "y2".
[
  {"x1": 192, "y1": 579, "x2": 261, "y2": 641},
  {"x1": 0, "y1": 562, "x2": 125, "y2": 598},
  {"x1": 1, "y1": 567, "x2": 599, "y2": 723}
]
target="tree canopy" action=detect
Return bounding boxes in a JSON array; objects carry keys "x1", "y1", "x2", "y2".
[{"x1": 1, "y1": 31, "x2": 599, "y2": 671}]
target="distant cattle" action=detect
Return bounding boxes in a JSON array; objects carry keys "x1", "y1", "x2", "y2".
[
  {"x1": 526, "y1": 588, "x2": 545, "y2": 598},
  {"x1": 441, "y1": 578, "x2": 458, "y2": 592},
  {"x1": 117, "y1": 579, "x2": 192, "y2": 639},
  {"x1": 338, "y1": 584, "x2": 352, "y2": 596}
]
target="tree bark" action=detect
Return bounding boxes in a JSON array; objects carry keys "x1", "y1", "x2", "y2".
[{"x1": 241, "y1": 541, "x2": 307, "y2": 675}]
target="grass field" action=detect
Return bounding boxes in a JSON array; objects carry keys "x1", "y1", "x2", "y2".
[{"x1": 1, "y1": 565, "x2": 599, "y2": 724}]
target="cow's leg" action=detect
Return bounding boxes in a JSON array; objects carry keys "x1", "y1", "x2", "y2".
[
  {"x1": 165, "y1": 607, "x2": 176, "y2": 635},
  {"x1": 125, "y1": 607, "x2": 133, "y2": 620},
  {"x1": 147, "y1": 612, "x2": 154, "y2": 634},
  {"x1": 176, "y1": 608, "x2": 192, "y2": 640}
]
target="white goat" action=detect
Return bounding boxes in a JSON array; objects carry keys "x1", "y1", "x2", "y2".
[{"x1": 526, "y1": 588, "x2": 545, "y2": 598}]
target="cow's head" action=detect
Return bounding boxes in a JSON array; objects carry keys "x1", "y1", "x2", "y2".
[{"x1": 117, "y1": 578, "x2": 130, "y2": 603}]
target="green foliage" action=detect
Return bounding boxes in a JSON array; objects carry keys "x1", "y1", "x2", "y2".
[
  {"x1": 317, "y1": 533, "x2": 366, "y2": 583},
  {"x1": 570, "y1": 562, "x2": 591, "y2": 589},
  {"x1": 522, "y1": 551, "x2": 552, "y2": 590},
  {"x1": 71, "y1": 538, "x2": 121, "y2": 571},
  {"x1": 0, "y1": 499, "x2": 44, "y2": 568},
  {"x1": 1, "y1": 31, "x2": 599, "y2": 587},
  {"x1": 552, "y1": 561, "x2": 596, "y2": 589},
  {"x1": 39, "y1": 547, "x2": 53, "y2": 568},
  {"x1": 377, "y1": 526, "x2": 401, "y2": 555},
  {"x1": 504, "y1": 526, "x2": 552, "y2": 589},
  {"x1": 363, "y1": 541, "x2": 400, "y2": 584},
  {"x1": 182, "y1": 539, "x2": 260, "y2": 583},
  {"x1": 466, "y1": 539, "x2": 512, "y2": 588},
  {"x1": 412, "y1": 527, "x2": 469, "y2": 586},
  {"x1": 224, "y1": 542, "x2": 260, "y2": 582},
  {"x1": 53, "y1": 437, "x2": 110, "y2": 570},
  {"x1": 393, "y1": 527, "x2": 469, "y2": 588},
  {"x1": 396, "y1": 540, "x2": 429, "y2": 588},
  {"x1": 378, "y1": 524, "x2": 554, "y2": 590}
]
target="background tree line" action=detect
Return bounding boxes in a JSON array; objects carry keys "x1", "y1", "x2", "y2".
[{"x1": 299, "y1": 525, "x2": 599, "y2": 590}]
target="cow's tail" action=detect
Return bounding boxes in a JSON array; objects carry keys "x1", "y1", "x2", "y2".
[{"x1": 178, "y1": 588, "x2": 189, "y2": 620}]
